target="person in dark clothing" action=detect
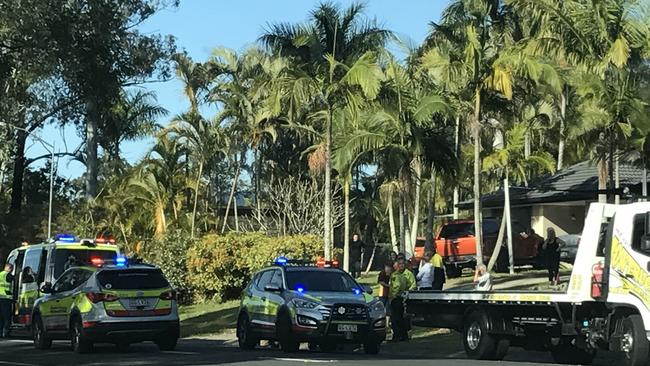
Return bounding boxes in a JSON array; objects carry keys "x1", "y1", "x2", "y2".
[
  {"x1": 350, "y1": 234, "x2": 366, "y2": 278},
  {"x1": 543, "y1": 228, "x2": 565, "y2": 285},
  {"x1": 0, "y1": 263, "x2": 14, "y2": 338},
  {"x1": 377, "y1": 263, "x2": 393, "y2": 312}
]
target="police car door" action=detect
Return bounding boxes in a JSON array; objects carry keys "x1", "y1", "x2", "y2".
[
  {"x1": 263, "y1": 269, "x2": 285, "y2": 328},
  {"x1": 250, "y1": 270, "x2": 275, "y2": 331},
  {"x1": 41, "y1": 269, "x2": 76, "y2": 332}
]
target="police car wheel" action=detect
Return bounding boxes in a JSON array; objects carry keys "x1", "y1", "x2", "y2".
[
  {"x1": 71, "y1": 318, "x2": 93, "y2": 354},
  {"x1": 363, "y1": 341, "x2": 380, "y2": 355},
  {"x1": 32, "y1": 315, "x2": 52, "y2": 350},
  {"x1": 277, "y1": 314, "x2": 299, "y2": 353},
  {"x1": 619, "y1": 314, "x2": 649, "y2": 366},
  {"x1": 463, "y1": 311, "x2": 497, "y2": 360},
  {"x1": 237, "y1": 313, "x2": 257, "y2": 350}
]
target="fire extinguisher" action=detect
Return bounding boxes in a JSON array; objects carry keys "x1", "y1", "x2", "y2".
[{"x1": 591, "y1": 263, "x2": 604, "y2": 298}]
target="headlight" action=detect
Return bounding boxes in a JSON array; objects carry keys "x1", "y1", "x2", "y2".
[
  {"x1": 370, "y1": 300, "x2": 385, "y2": 314},
  {"x1": 292, "y1": 298, "x2": 319, "y2": 309}
]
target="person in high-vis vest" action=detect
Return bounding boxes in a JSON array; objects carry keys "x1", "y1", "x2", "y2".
[
  {"x1": 0, "y1": 264, "x2": 14, "y2": 338},
  {"x1": 389, "y1": 259, "x2": 416, "y2": 342}
]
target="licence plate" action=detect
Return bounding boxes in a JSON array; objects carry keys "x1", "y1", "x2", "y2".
[
  {"x1": 129, "y1": 298, "x2": 148, "y2": 307},
  {"x1": 337, "y1": 324, "x2": 357, "y2": 332}
]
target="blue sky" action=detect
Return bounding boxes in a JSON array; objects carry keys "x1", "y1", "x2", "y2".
[{"x1": 33, "y1": 0, "x2": 447, "y2": 178}]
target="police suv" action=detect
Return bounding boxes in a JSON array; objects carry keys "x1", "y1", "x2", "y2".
[
  {"x1": 4, "y1": 234, "x2": 120, "y2": 329},
  {"x1": 237, "y1": 258, "x2": 386, "y2": 354},
  {"x1": 32, "y1": 257, "x2": 179, "y2": 353}
]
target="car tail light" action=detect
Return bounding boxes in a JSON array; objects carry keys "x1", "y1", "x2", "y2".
[
  {"x1": 86, "y1": 292, "x2": 119, "y2": 303},
  {"x1": 159, "y1": 290, "x2": 176, "y2": 300},
  {"x1": 90, "y1": 257, "x2": 104, "y2": 266}
]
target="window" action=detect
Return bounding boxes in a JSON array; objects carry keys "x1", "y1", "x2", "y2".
[
  {"x1": 53, "y1": 270, "x2": 75, "y2": 293},
  {"x1": 22, "y1": 248, "x2": 44, "y2": 285},
  {"x1": 483, "y1": 220, "x2": 500, "y2": 235},
  {"x1": 96, "y1": 269, "x2": 169, "y2": 290},
  {"x1": 53, "y1": 249, "x2": 117, "y2": 279},
  {"x1": 285, "y1": 270, "x2": 358, "y2": 292},
  {"x1": 69, "y1": 270, "x2": 93, "y2": 290},
  {"x1": 269, "y1": 270, "x2": 283, "y2": 288},
  {"x1": 256, "y1": 270, "x2": 274, "y2": 290},
  {"x1": 631, "y1": 214, "x2": 649, "y2": 256},
  {"x1": 597, "y1": 217, "x2": 612, "y2": 257},
  {"x1": 439, "y1": 223, "x2": 475, "y2": 239}
]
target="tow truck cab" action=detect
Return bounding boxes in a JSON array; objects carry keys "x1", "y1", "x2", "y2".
[
  {"x1": 406, "y1": 202, "x2": 650, "y2": 366},
  {"x1": 4, "y1": 235, "x2": 120, "y2": 328}
]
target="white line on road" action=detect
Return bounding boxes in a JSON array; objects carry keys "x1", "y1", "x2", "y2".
[
  {"x1": 265, "y1": 357, "x2": 338, "y2": 363},
  {"x1": 162, "y1": 351, "x2": 199, "y2": 355},
  {"x1": 2, "y1": 339, "x2": 32, "y2": 344}
]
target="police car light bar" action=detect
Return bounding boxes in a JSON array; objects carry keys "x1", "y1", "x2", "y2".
[
  {"x1": 273, "y1": 257, "x2": 340, "y2": 268},
  {"x1": 55, "y1": 234, "x2": 77, "y2": 243}
]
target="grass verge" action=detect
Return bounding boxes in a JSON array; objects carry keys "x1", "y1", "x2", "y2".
[{"x1": 179, "y1": 300, "x2": 239, "y2": 338}]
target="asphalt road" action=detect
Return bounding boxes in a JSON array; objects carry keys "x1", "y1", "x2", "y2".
[{"x1": 0, "y1": 335, "x2": 625, "y2": 366}]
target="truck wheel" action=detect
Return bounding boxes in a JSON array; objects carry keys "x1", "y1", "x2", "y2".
[
  {"x1": 71, "y1": 318, "x2": 93, "y2": 354},
  {"x1": 445, "y1": 265, "x2": 461, "y2": 279},
  {"x1": 32, "y1": 314, "x2": 52, "y2": 350},
  {"x1": 620, "y1": 314, "x2": 649, "y2": 366},
  {"x1": 463, "y1": 311, "x2": 497, "y2": 360},
  {"x1": 236, "y1": 313, "x2": 257, "y2": 350},
  {"x1": 550, "y1": 340, "x2": 596, "y2": 365},
  {"x1": 276, "y1": 314, "x2": 299, "y2": 353}
]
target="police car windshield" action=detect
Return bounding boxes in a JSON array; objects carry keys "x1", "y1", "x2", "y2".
[
  {"x1": 285, "y1": 270, "x2": 357, "y2": 292},
  {"x1": 54, "y1": 249, "x2": 116, "y2": 278},
  {"x1": 97, "y1": 269, "x2": 169, "y2": 290}
]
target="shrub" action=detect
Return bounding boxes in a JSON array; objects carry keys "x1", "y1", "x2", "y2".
[
  {"x1": 186, "y1": 232, "x2": 322, "y2": 302},
  {"x1": 140, "y1": 229, "x2": 194, "y2": 303}
]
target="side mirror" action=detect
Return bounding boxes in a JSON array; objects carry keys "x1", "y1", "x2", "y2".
[
  {"x1": 264, "y1": 285, "x2": 283, "y2": 293},
  {"x1": 40, "y1": 282, "x2": 53, "y2": 294},
  {"x1": 361, "y1": 284, "x2": 373, "y2": 295}
]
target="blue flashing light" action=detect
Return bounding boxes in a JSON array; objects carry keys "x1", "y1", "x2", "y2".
[
  {"x1": 353, "y1": 288, "x2": 361, "y2": 295},
  {"x1": 582, "y1": 320, "x2": 589, "y2": 327},
  {"x1": 296, "y1": 286, "x2": 305, "y2": 293},
  {"x1": 55, "y1": 234, "x2": 76, "y2": 243},
  {"x1": 115, "y1": 256, "x2": 127, "y2": 267},
  {"x1": 275, "y1": 257, "x2": 288, "y2": 265}
]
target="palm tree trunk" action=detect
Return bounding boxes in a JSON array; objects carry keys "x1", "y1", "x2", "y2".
[
  {"x1": 504, "y1": 169, "x2": 514, "y2": 274},
  {"x1": 643, "y1": 165, "x2": 648, "y2": 202},
  {"x1": 524, "y1": 131, "x2": 531, "y2": 160},
  {"x1": 387, "y1": 191, "x2": 398, "y2": 253},
  {"x1": 598, "y1": 158, "x2": 608, "y2": 203},
  {"x1": 487, "y1": 208, "x2": 507, "y2": 272},
  {"x1": 399, "y1": 194, "x2": 406, "y2": 254},
  {"x1": 343, "y1": 175, "x2": 350, "y2": 272},
  {"x1": 255, "y1": 148, "x2": 262, "y2": 223},
  {"x1": 614, "y1": 150, "x2": 620, "y2": 205},
  {"x1": 453, "y1": 115, "x2": 460, "y2": 220},
  {"x1": 473, "y1": 88, "x2": 484, "y2": 266},
  {"x1": 190, "y1": 161, "x2": 203, "y2": 238},
  {"x1": 410, "y1": 158, "x2": 422, "y2": 255},
  {"x1": 425, "y1": 166, "x2": 436, "y2": 253},
  {"x1": 9, "y1": 128, "x2": 27, "y2": 213},
  {"x1": 324, "y1": 111, "x2": 333, "y2": 260},
  {"x1": 221, "y1": 158, "x2": 241, "y2": 233},
  {"x1": 557, "y1": 91, "x2": 566, "y2": 170}
]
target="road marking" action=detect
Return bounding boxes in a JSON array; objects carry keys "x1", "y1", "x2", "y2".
[
  {"x1": 0, "y1": 361, "x2": 40, "y2": 366},
  {"x1": 265, "y1": 358, "x2": 337, "y2": 363},
  {"x1": 3, "y1": 340, "x2": 32, "y2": 344},
  {"x1": 162, "y1": 351, "x2": 199, "y2": 355},
  {"x1": 448, "y1": 351, "x2": 465, "y2": 358}
]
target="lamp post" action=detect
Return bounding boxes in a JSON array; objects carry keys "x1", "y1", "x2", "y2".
[{"x1": 0, "y1": 123, "x2": 56, "y2": 239}]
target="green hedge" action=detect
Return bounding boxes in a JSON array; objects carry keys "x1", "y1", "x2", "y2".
[{"x1": 186, "y1": 233, "x2": 323, "y2": 302}]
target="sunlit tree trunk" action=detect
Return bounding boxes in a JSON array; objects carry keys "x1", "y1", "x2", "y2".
[
  {"x1": 410, "y1": 157, "x2": 422, "y2": 255},
  {"x1": 473, "y1": 88, "x2": 484, "y2": 266},
  {"x1": 425, "y1": 166, "x2": 436, "y2": 253},
  {"x1": 221, "y1": 157, "x2": 241, "y2": 233},
  {"x1": 343, "y1": 174, "x2": 351, "y2": 272},
  {"x1": 614, "y1": 150, "x2": 620, "y2": 205},
  {"x1": 453, "y1": 115, "x2": 460, "y2": 220},
  {"x1": 399, "y1": 194, "x2": 406, "y2": 254},
  {"x1": 557, "y1": 91, "x2": 567, "y2": 171},
  {"x1": 190, "y1": 161, "x2": 203, "y2": 238},
  {"x1": 387, "y1": 191, "x2": 398, "y2": 253},
  {"x1": 598, "y1": 158, "x2": 608, "y2": 203},
  {"x1": 504, "y1": 168, "x2": 514, "y2": 274},
  {"x1": 323, "y1": 110, "x2": 333, "y2": 260}
]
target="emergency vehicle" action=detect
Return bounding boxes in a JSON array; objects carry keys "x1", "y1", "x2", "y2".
[
  {"x1": 4, "y1": 234, "x2": 120, "y2": 329},
  {"x1": 32, "y1": 258, "x2": 179, "y2": 353},
  {"x1": 237, "y1": 258, "x2": 386, "y2": 354},
  {"x1": 406, "y1": 202, "x2": 650, "y2": 366}
]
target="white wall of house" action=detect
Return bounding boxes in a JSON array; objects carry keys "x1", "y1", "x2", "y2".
[{"x1": 531, "y1": 201, "x2": 587, "y2": 236}]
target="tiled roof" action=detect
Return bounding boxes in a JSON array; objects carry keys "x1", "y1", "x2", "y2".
[{"x1": 458, "y1": 160, "x2": 648, "y2": 209}]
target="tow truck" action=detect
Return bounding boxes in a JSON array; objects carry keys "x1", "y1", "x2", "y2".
[{"x1": 405, "y1": 202, "x2": 650, "y2": 366}]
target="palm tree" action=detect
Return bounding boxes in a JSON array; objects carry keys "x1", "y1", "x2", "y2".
[
  {"x1": 422, "y1": 0, "x2": 531, "y2": 265},
  {"x1": 261, "y1": 1, "x2": 392, "y2": 259}
]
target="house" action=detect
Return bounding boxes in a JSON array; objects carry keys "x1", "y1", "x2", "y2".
[{"x1": 458, "y1": 160, "x2": 648, "y2": 236}]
